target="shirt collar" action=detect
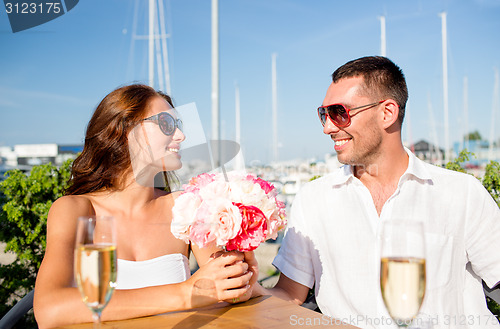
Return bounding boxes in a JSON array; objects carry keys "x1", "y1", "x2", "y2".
[
  {"x1": 402, "y1": 146, "x2": 433, "y2": 183},
  {"x1": 330, "y1": 147, "x2": 433, "y2": 188},
  {"x1": 330, "y1": 164, "x2": 355, "y2": 187}
]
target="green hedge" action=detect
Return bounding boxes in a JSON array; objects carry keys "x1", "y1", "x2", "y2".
[{"x1": 0, "y1": 160, "x2": 71, "y2": 328}]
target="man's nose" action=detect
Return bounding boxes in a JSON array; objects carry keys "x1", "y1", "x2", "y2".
[{"x1": 323, "y1": 117, "x2": 340, "y2": 135}]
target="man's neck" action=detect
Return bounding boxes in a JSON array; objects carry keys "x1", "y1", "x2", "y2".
[
  {"x1": 353, "y1": 144, "x2": 408, "y2": 184},
  {"x1": 353, "y1": 145, "x2": 409, "y2": 216}
]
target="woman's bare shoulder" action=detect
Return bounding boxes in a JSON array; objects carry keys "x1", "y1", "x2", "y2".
[
  {"x1": 156, "y1": 190, "x2": 183, "y2": 203},
  {"x1": 169, "y1": 190, "x2": 183, "y2": 199},
  {"x1": 51, "y1": 194, "x2": 94, "y2": 210},
  {"x1": 48, "y1": 195, "x2": 96, "y2": 223}
]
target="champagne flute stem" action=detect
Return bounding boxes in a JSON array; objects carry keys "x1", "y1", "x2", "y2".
[
  {"x1": 92, "y1": 311, "x2": 102, "y2": 329},
  {"x1": 395, "y1": 319, "x2": 409, "y2": 328}
]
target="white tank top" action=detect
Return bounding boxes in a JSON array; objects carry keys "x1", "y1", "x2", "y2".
[{"x1": 115, "y1": 253, "x2": 191, "y2": 290}]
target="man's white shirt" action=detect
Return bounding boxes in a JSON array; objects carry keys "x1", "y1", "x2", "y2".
[{"x1": 273, "y1": 148, "x2": 500, "y2": 328}]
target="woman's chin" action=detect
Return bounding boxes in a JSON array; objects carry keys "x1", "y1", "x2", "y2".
[{"x1": 159, "y1": 157, "x2": 182, "y2": 171}]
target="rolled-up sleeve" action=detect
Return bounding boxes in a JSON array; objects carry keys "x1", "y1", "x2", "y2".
[
  {"x1": 465, "y1": 177, "x2": 500, "y2": 289},
  {"x1": 272, "y1": 191, "x2": 315, "y2": 289}
]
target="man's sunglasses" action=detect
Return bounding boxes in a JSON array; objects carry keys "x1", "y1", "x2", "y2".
[
  {"x1": 317, "y1": 100, "x2": 386, "y2": 128},
  {"x1": 143, "y1": 112, "x2": 183, "y2": 136}
]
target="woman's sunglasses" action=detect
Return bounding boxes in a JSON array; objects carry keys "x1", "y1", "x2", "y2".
[
  {"x1": 143, "y1": 112, "x2": 183, "y2": 136},
  {"x1": 317, "y1": 100, "x2": 386, "y2": 128}
]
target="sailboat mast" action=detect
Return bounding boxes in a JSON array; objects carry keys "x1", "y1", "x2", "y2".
[
  {"x1": 272, "y1": 53, "x2": 278, "y2": 163},
  {"x1": 211, "y1": 0, "x2": 220, "y2": 167},
  {"x1": 154, "y1": 15, "x2": 165, "y2": 92},
  {"x1": 440, "y1": 12, "x2": 450, "y2": 163},
  {"x1": 463, "y1": 76, "x2": 469, "y2": 151},
  {"x1": 489, "y1": 67, "x2": 499, "y2": 161},
  {"x1": 157, "y1": 0, "x2": 171, "y2": 95},
  {"x1": 235, "y1": 82, "x2": 241, "y2": 146},
  {"x1": 407, "y1": 102, "x2": 414, "y2": 153},
  {"x1": 234, "y1": 82, "x2": 244, "y2": 171},
  {"x1": 148, "y1": 0, "x2": 155, "y2": 87},
  {"x1": 379, "y1": 16, "x2": 386, "y2": 57},
  {"x1": 427, "y1": 94, "x2": 440, "y2": 163}
]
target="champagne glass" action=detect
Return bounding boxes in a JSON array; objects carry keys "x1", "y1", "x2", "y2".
[
  {"x1": 380, "y1": 220, "x2": 426, "y2": 328},
  {"x1": 74, "y1": 216, "x2": 117, "y2": 328}
]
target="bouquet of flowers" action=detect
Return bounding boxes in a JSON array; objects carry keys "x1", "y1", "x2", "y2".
[{"x1": 171, "y1": 171, "x2": 287, "y2": 252}]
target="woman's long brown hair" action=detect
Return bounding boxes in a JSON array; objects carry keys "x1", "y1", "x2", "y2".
[{"x1": 65, "y1": 84, "x2": 174, "y2": 195}]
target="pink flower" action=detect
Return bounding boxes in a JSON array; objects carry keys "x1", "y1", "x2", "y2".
[
  {"x1": 252, "y1": 176, "x2": 276, "y2": 195},
  {"x1": 243, "y1": 174, "x2": 275, "y2": 196},
  {"x1": 188, "y1": 215, "x2": 216, "y2": 248},
  {"x1": 226, "y1": 203, "x2": 268, "y2": 252},
  {"x1": 184, "y1": 173, "x2": 216, "y2": 193},
  {"x1": 276, "y1": 200, "x2": 286, "y2": 216},
  {"x1": 171, "y1": 171, "x2": 287, "y2": 252},
  {"x1": 187, "y1": 197, "x2": 243, "y2": 248},
  {"x1": 266, "y1": 212, "x2": 287, "y2": 240}
]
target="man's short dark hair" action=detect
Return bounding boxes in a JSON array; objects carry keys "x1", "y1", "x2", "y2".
[{"x1": 332, "y1": 56, "x2": 408, "y2": 126}]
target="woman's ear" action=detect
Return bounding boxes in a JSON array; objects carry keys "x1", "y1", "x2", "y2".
[{"x1": 381, "y1": 99, "x2": 400, "y2": 130}]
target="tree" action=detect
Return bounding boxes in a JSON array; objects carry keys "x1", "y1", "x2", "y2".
[
  {"x1": 445, "y1": 149, "x2": 472, "y2": 174},
  {"x1": 482, "y1": 160, "x2": 500, "y2": 207},
  {"x1": 446, "y1": 150, "x2": 500, "y2": 207},
  {"x1": 0, "y1": 160, "x2": 71, "y2": 328},
  {"x1": 466, "y1": 130, "x2": 482, "y2": 141}
]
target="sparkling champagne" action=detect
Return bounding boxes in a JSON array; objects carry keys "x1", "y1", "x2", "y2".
[
  {"x1": 75, "y1": 244, "x2": 117, "y2": 312},
  {"x1": 380, "y1": 257, "x2": 426, "y2": 325}
]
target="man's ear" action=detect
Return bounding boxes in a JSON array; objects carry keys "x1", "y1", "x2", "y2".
[{"x1": 381, "y1": 99, "x2": 400, "y2": 130}]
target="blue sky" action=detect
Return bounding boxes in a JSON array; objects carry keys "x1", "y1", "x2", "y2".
[{"x1": 1, "y1": 0, "x2": 499, "y2": 165}]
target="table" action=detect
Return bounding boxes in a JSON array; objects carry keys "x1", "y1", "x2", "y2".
[{"x1": 55, "y1": 296, "x2": 361, "y2": 328}]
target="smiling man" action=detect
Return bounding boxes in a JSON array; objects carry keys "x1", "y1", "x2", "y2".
[{"x1": 255, "y1": 56, "x2": 500, "y2": 329}]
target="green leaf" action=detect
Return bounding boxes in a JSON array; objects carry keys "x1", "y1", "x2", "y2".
[
  {"x1": 444, "y1": 149, "x2": 474, "y2": 173},
  {"x1": 482, "y1": 161, "x2": 500, "y2": 207},
  {"x1": 0, "y1": 159, "x2": 72, "y2": 322}
]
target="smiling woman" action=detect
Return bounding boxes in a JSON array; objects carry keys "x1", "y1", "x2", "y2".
[
  {"x1": 32, "y1": 84, "x2": 257, "y2": 329},
  {"x1": 63, "y1": 85, "x2": 175, "y2": 195}
]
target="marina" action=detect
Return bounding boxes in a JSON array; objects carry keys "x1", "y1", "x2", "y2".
[{"x1": 1, "y1": 2, "x2": 500, "y2": 327}]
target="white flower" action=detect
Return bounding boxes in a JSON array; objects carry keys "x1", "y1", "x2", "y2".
[
  {"x1": 229, "y1": 181, "x2": 267, "y2": 207},
  {"x1": 171, "y1": 193, "x2": 201, "y2": 243},
  {"x1": 199, "y1": 180, "x2": 231, "y2": 202},
  {"x1": 209, "y1": 198, "x2": 243, "y2": 246}
]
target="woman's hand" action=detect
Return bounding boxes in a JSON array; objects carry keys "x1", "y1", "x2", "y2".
[
  {"x1": 229, "y1": 251, "x2": 260, "y2": 302},
  {"x1": 222, "y1": 250, "x2": 260, "y2": 304},
  {"x1": 185, "y1": 250, "x2": 253, "y2": 309},
  {"x1": 243, "y1": 251, "x2": 259, "y2": 286}
]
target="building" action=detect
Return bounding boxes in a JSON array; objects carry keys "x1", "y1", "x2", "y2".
[
  {"x1": 0, "y1": 144, "x2": 83, "y2": 179},
  {"x1": 409, "y1": 140, "x2": 445, "y2": 164}
]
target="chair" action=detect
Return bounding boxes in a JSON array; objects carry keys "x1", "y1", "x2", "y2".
[
  {"x1": 484, "y1": 281, "x2": 500, "y2": 305},
  {"x1": 0, "y1": 290, "x2": 34, "y2": 329}
]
